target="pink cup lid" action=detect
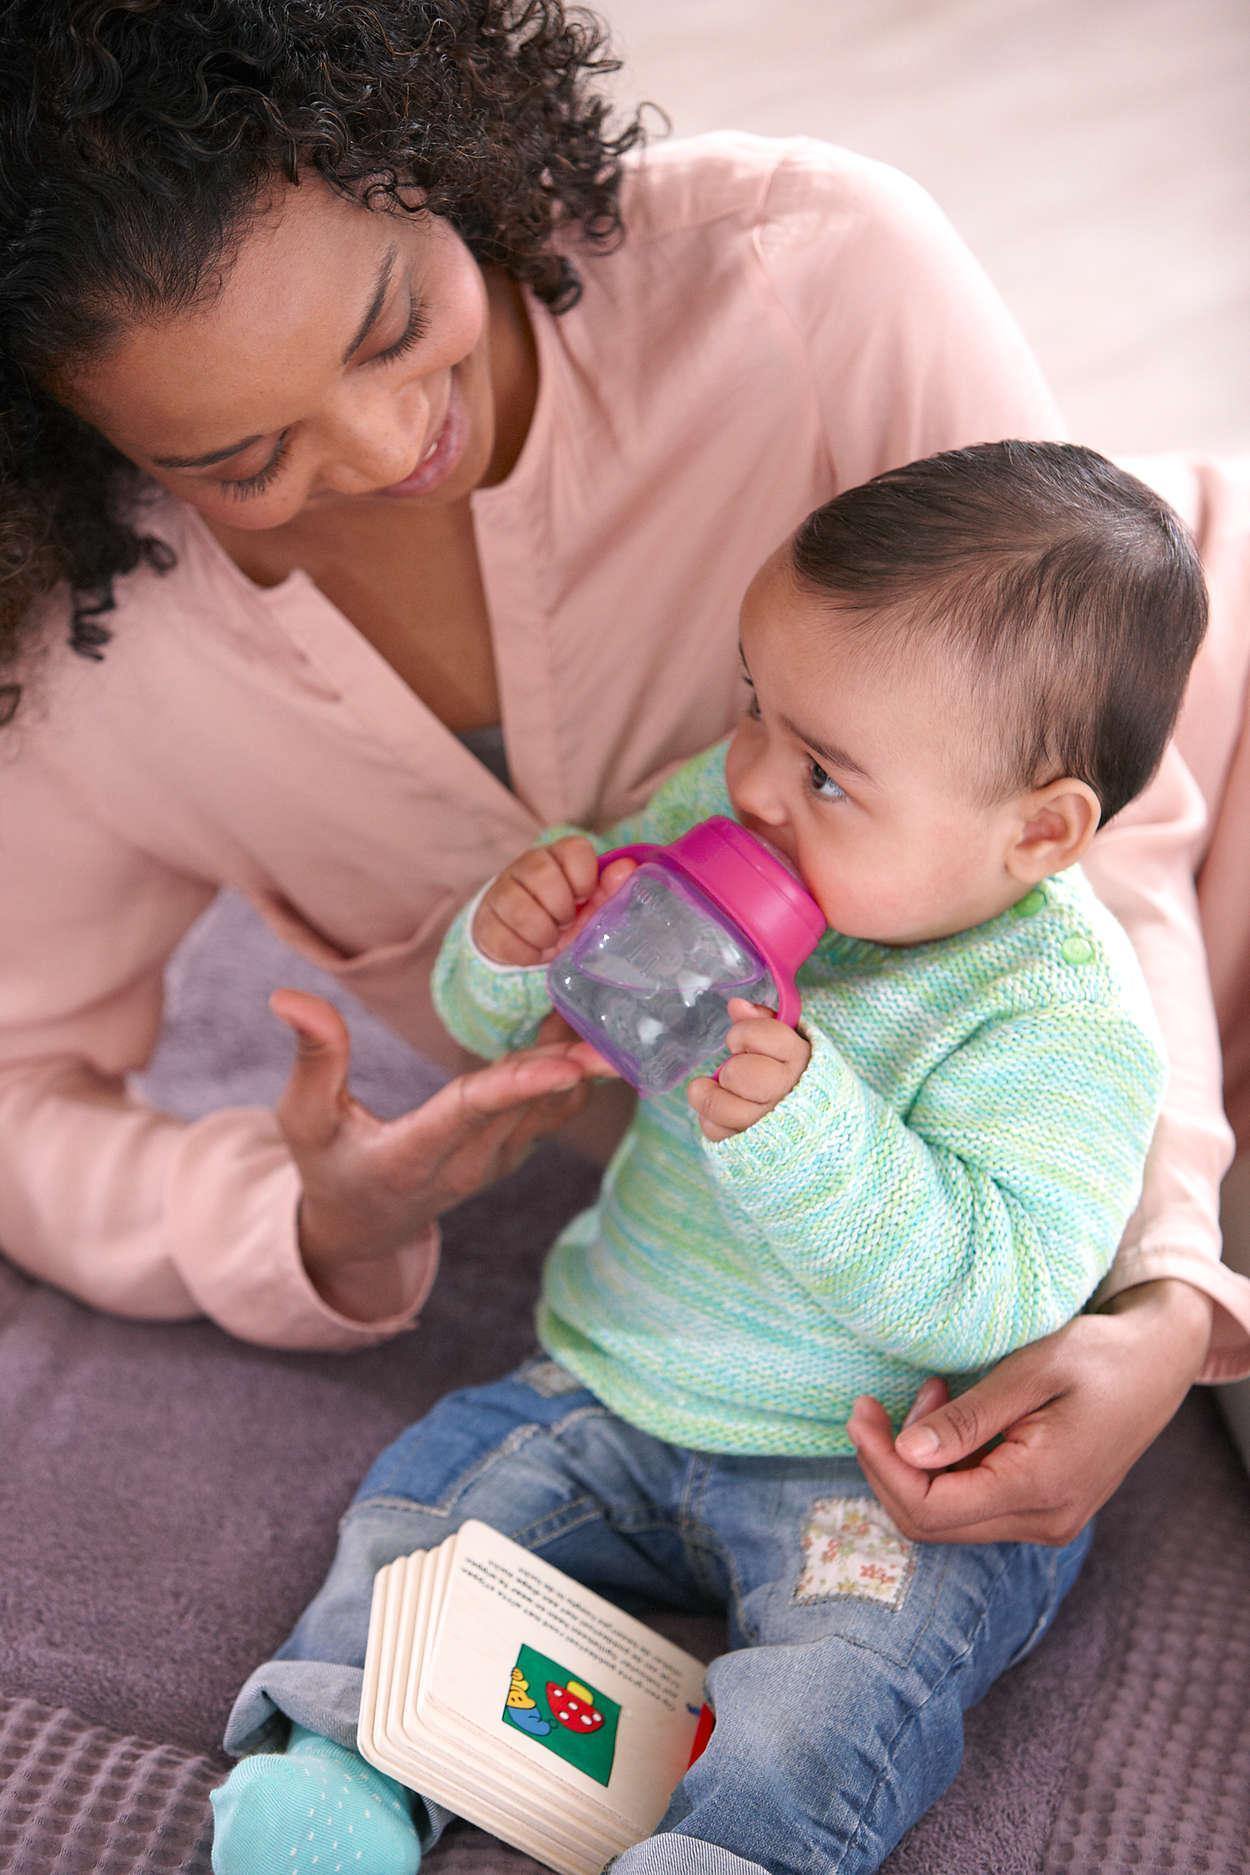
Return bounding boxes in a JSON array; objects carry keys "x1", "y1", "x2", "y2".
[{"x1": 600, "y1": 816, "x2": 826, "y2": 1026}]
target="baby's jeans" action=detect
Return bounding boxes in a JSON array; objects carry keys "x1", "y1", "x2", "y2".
[{"x1": 224, "y1": 1359, "x2": 1091, "y2": 1875}]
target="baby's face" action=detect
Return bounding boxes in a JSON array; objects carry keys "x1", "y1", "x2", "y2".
[{"x1": 726, "y1": 549, "x2": 1031, "y2": 946}]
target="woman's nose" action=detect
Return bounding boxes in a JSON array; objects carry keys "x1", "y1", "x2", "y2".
[{"x1": 315, "y1": 376, "x2": 429, "y2": 495}]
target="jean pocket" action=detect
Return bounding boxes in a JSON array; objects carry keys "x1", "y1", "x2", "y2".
[{"x1": 351, "y1": 1374, "x2": 543, "y2": 1512}]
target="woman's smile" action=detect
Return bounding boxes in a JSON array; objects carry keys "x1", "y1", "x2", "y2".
[
  {"x1": 57, "y1": 178, "x2": 500, "y2": 531},
  {"x1": 376, "y1": 370, "x2": 468, "y2": 499}
]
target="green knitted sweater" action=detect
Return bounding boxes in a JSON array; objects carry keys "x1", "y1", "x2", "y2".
[{"x1": 433, "y1": 744, "x2": 1165, "y2": 1455}]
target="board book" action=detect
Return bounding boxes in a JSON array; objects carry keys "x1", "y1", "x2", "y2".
[{"x1": 357, "y1": 1520, "x2": 714, "y2": 1875}]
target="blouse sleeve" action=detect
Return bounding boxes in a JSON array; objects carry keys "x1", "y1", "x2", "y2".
[
  {"x1": 0, "y1": 728, "x2": 437, "y2": 1350},
  {"x1": 1082, "y1": 749, "x2": 1248, "y2": 1379},
  {"x1": 752, "y1": 138, "x2": 1063, "y2": 487}
]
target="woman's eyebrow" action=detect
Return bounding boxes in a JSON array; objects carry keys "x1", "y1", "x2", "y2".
[
  {"x1": 153, "y1": 432, "x2": 265, "y2": 471},
  {"x1": 340, "y1": 244, "x2": 398, "y2": 364},
  {"x1": 151, "y1": 245, "x2": 400, "y2": 471}
]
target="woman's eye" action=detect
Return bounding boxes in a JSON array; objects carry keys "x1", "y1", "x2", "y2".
[
  {"x1": 213, "y1": 297, "x2": 428, "y2": 503},
  {"x1": 373, "y1": 298, "x2": 429, "y2": 367},
  {"x1": 809, "y1": 759, "x2": 846, "y2": 802},
  {"x1": 218, "y1": 431, "x2": 292, "y2": 501}
]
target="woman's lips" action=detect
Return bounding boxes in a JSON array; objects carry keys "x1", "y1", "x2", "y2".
[{"x1": 378, "y1": 375, "x2": 467, "y2": 498}]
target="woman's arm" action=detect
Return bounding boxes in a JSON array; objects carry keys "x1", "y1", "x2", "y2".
[
  {"x1": 849, "y1": 579, "x2": 1250, "y2": 1542},
  {"x1": 759, "y1": 163, "x2": 1250, "y2": 1523},
  {"x1": 0, "y1": 730, "x2": 432, "y2": 1346},
  {"x1": 1081, "y1": 742, "x2": 1250, "y2": 1376},
  {"x1": 0, "y1": 732, "x2": 583, "y2": 1349}
]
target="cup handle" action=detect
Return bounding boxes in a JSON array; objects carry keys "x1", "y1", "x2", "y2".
[{"x1": 597, "y1": 841, "x2": 660, "y2": 873}]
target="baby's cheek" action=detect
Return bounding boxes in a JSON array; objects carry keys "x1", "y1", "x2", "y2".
[
  {"x1": 809, "y1": 860, "x2": 891, "y2": 939},
  {"x1": 815, "y1": 844, "x2": 937, "y2": 943}
]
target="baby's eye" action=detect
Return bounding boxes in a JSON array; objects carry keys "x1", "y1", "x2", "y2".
[{"x1": 808, "y1": 759, "x2": 846, "y2": 802}]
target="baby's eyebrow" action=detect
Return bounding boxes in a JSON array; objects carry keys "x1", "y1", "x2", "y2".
[{"x1": 780, "y1": 713, "x2": 875, "y2": 785}]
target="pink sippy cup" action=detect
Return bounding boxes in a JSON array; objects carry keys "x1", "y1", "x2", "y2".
[{"x1": 546, "y1": 816, "x2": 826, "y2": 1097}]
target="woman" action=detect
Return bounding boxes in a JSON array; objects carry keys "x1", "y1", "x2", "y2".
[{"x1": 0, "y1": 0, "x2": 1246, "y2": 1583}]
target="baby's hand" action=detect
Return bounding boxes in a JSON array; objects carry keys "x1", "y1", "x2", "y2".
[
  {"x1": 472, "y1": 838, "x2": 636, "y2": 967},
  {"x1": 688, "y1": 998, "x2": 811, "y2": 1142}
]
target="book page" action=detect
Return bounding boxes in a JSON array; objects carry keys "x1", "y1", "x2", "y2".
[
  {"x1": 362, "y1": 1545, "x2": 615, "y2": 1875},
  {"x1": 421, "y1": 1521, "x2": 707, "y2": 1836},
  {"x1": 412, "y1": 1543, "x2": 609, "y2": 1863}
]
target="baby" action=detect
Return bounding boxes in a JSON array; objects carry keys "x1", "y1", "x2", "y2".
[{"x1": 211, "y1": 441, "x2": 1207, "y2": 1875}]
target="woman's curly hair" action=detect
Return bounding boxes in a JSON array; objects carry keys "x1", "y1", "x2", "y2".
[{"x1": 0, "y1": 0, "x2": 647, "y2": 724}]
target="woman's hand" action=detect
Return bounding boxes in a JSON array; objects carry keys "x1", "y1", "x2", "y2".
[
  {"x1": 270, "y1": 989, "x2": 592, "y2": 1299},
  {"x1": 846, "y1": 1279, "x2": 1213, "y2": 1545}
]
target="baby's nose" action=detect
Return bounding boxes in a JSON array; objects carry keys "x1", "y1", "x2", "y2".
[{"x1": 732, "y1": 766, "x2": 788, "y2": 828}]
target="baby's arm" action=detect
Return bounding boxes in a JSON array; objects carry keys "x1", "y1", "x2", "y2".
[
  {"x1": 433, "y1": 835, "x2": 602, "y2": 1059},
  {"x1": 434, "y1": 743, "x2": 735, "y2": 1059},
  {"x1": 701, "y1": 1007, "x2": 1166, "y2": 1373}
]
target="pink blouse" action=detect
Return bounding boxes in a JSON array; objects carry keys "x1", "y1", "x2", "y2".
[{"x1": 1, "y1": 134, "x2": 1247, "y2": 1373}]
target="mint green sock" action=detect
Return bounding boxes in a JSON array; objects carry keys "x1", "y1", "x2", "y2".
[{"x1": 210, "y1": 1724, "x2": 421, "y2": 1875}]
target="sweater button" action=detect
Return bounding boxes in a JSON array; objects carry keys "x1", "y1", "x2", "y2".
[
  {"x1": 1012, "y1": 888, "x2": 1046, "y2": 917},
  {"x1": 1062, "y1": 935, "x2": 1094, "y2": 965}
]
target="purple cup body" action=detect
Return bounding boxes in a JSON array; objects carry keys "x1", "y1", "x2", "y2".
[{"x1": 546, "y1": 817, "x2": 825, "y2": 1097}]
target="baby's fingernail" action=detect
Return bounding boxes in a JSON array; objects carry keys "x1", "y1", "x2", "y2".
[{"x1": 896, "y1": 1425, "x2": 940, "y2": 1459}]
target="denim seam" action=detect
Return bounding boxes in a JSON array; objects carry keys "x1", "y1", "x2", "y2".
[
  {"x1": 676, "y1": 1455, "x2": 735, "y2": 1609},
  {"x1": 722, "y1": 1534, "x2": 762, "y2": 1647},
  {"x1": 512, "y1": 1494, "x2": 607, "y2": 1550},
  {"x1": 343, "y1": 1403, "x2": 612, "y2": 1526},
  {"x1": 899, "y1": 1545, "x2": 951, "y2": 1669},
  {"x1": 827, "y1": 1545, "x2": 1018, "y2": 1875},
  {"x1": 677, "y1": 1453, "x2": 713, "y2": 1532},
  {"x1": 1001, "y1": 1545, "x2": 1063, "y2": 1672}
]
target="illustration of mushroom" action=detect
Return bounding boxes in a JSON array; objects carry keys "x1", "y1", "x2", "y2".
[{"x1": 546, "y1": 1678, "x2": 606, "y2": 1734}]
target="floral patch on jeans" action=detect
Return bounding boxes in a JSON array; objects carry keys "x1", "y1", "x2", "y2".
[{"x1": 794, "y1": 1496, "x2": 918, "y2": 1611}]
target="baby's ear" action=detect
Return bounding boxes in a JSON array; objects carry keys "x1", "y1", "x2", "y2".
[{"x1": 1005, "y1": 777, "x2": 1102, "y2": 886}]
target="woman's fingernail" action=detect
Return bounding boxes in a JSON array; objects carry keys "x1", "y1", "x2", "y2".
[{"x1": 896, "y1": 1425, "x2": 940, "y2": 1459}]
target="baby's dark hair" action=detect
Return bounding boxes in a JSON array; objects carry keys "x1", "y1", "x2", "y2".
[{"x1": 790, "y1": 441, "x2": 1207, "y2": 823}]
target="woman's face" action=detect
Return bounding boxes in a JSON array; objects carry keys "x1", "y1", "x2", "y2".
[{"x1": 57, "y1": 177, "x2": 504, "y2": 532}]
